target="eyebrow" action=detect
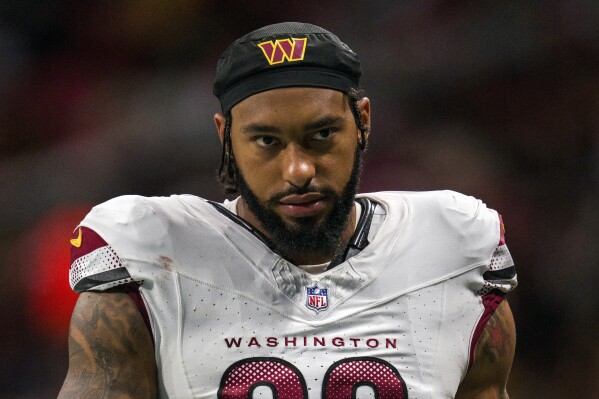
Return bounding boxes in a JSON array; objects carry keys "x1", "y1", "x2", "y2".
[
  {"x1": 303, "y1": 115, "x2": 344, "y2": 131},
  {"x1": 241, "y1": 115, "x2": 345, "y2": 135},
  {"x1": 241, "y1": 123, "x2": 281, "y2": 135}
]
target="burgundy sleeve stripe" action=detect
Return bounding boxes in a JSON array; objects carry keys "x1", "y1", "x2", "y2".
[
  {"x1": 468, "y1": 292, "x2": 504, "y2": 370},
  {"x1": 118, "y1": 282, "x2": 153, "y2": 343},
  {"x1": 498, "y1": 214, "x2": 506, "y2": 245},
  {"x1": 70, "y1": 226, "x2": 110, "y2": 263},
  {"x1": 73, "y1": 268, "x2": 132, "y2": 293}
]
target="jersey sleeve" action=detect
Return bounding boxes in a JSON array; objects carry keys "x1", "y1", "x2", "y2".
[
  {"x1": 479, "y1": 214, "x2": 518, "y2": 295},
  {"x1": 439, "y1": 190, "x2": 517, "y2": 294},
  {"x1": 69, "y1": 226, "x2": 138, "y2": 293},
  {"x1": 68, "y1": 195, "x2": 168, "y2": 293}
]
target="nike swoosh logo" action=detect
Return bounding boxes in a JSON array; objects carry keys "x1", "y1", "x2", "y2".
[{"x1": 70, "y1": 228, "x2": 82, "y2": 248}]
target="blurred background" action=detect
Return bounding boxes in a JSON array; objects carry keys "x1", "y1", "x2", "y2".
[{"x1": 0, "y1": 0, "x2": 597, "y2": 397}]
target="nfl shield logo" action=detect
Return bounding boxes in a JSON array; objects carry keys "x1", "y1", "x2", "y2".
[{"x1": 306, "y1": 284, "x2": 329, "y2": 313}]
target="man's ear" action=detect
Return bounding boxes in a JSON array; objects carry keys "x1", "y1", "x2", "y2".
[
  {"x1": 358, "y1": 97, "x2": 371, "y2": 141},
  {"x1": 214, "y1": 113, "x2": 227, "y2": 144}
]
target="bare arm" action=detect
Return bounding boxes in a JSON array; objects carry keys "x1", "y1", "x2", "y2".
[
  {"x1": 455, "y1": 299, "x2": 516, "y2": 399},
  {"x1": 58, "y1": 291, "x2": 158, "y2": 399}
]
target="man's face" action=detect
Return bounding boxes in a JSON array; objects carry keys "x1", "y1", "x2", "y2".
[{"x1": 216, "y1": 87, "x2": 370, "y2": 261}]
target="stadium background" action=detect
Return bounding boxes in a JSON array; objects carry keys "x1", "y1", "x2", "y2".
[{"x1": 0, "y1": 1, "x2": 597, "y2": 397}]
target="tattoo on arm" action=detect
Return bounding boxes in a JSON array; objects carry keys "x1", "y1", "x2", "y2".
[
  {"x1": 479, "y1": 301, "x2": 513, "y2": 364},
  {"x1": 58, "y1": 292, "x2": 157, "y2": 399},
  {"x1": 455, "y1": 299, "x2": 516, "y2": 399}
]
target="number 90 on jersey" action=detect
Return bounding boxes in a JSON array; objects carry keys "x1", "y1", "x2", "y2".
[{"x1": 218, "y1": 356, "x2": 408, "y2": 398}]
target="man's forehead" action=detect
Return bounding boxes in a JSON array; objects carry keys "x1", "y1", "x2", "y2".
[{"x1": 231, "y1": 87, "x2": 347, "y2": 119}]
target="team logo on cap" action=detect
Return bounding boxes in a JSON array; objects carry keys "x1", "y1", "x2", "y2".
[
  {"x1": 258, "y1": 37, "x2": 307, "y2": 65},
  {"x1": 306, "y1": 283, "x2": 329, "y2": 313}
]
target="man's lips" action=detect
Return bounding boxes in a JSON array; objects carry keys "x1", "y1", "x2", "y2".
[
  {"x1": 277, "y1": 193, "x2": 328, "y2": 217},
  {"x1": 279, "y1": 193, "x2": 325, "y2": 205}
]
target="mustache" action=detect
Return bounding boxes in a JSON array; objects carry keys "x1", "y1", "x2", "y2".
[{"x1": 268, "y1": 185, "x2": 338, "y2": 203}]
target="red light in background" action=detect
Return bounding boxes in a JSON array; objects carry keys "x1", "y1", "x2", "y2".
[{"x1": 20, "y1": 205, "x2": 92, "y2": 343}]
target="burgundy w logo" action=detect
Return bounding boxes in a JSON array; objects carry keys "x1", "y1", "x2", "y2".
[{"x1": 257, "y1": 38, "x2": 307, "y2": 65}]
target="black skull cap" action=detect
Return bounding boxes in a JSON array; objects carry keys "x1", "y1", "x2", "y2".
[{"x1": 213, "y1": 22, "x2": 361, "y2": 113}]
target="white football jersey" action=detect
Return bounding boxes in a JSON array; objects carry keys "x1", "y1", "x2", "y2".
[{"x1": 69, "y1": 190, "x2": 517, "y2": 399}]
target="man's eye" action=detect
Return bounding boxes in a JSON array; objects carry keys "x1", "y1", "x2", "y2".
[
  {"x1": 312, "y1": 129, "x2": 335, "y2": 141},
  {"x1": 256, "y1": 136, "x2": 279, "y2": 147}
]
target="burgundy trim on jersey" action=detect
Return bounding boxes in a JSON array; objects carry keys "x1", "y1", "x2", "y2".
[
  {"x1": 120, "y1": 283, "x2": 153, "y2": 344},
  {"x1": 498, "y1": 214, "x2": 506, "y2": 245},
  {"x1": 70, "y1": 226, "x2": 109, "y2": 263},
  {"x1": 468, "y1": 291, "x2": 504, "y2": 370},
  {"x1": 70, "y1": 227, "x2": 152, "y2": 341}
]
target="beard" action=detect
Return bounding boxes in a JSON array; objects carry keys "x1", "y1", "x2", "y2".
[{"x1": 234, "y1": 147, "x2": 362, "y2": 263}]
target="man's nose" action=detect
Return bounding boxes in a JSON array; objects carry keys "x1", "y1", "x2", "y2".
[{"x1": 281, "y1": 144, "x2": 316, "y2": 188}]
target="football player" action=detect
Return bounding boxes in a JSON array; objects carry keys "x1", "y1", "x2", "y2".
[{"x1": 59, "y1": 22, "x2": 517, "y2": 398}]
